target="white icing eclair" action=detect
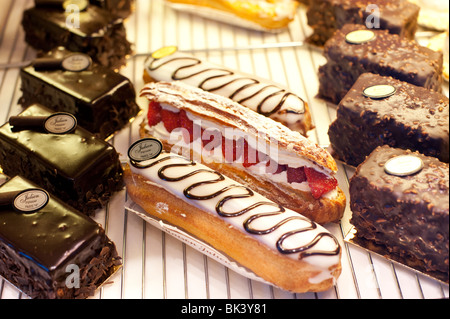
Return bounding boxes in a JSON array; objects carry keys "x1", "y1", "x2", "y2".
[
  {"x1": 164, "y1": 0, "x2": 299, "y2": 32},
  {"x1": 139, "y1": 81, "x2": 346, "y2": 224},
  {"x1": 143, "y1": 47, "x2": 313, "y2": 136},
  {"x1": 124, "y1": 148, "x2": 342, "y2": 293}
]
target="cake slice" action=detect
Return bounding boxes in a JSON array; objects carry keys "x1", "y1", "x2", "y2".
[
  {"x1": 0, "y1": 104, "x2": 123, "y2": 215},
  {"x1": 306, "y1": 0, "x2": 419, "y2": 45},
  {"x1": 328, "y1": 73, "x2": 449, "y2": 167},
  {"x1": 350, "y1": 145, "x2": 449, "y2": 282},
  {"x1": 22, "y1": 4, "x2": 132, "y2": 69},
  {"x1": 19, "y1": 47, "x2": 140, "y2": 139},
  {"x1": 0, "y1": 175, "x2": 121, "y2": 299},
  {"x1": 318, "y1": 24, "x2": 443, "y2": 104}
]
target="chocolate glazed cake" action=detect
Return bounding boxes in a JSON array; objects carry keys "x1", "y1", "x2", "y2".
[
  {"x1": 0, "y1": 104, "x2": 123, "y2": 215},
  {"x1": 306, "y1": 0, "x2": 420, "y2": 45},
  {"x1": 22, "y1": 4, "x2": 132, "y2": 69},
  {"x1": 0, "y1": 176, "x2": 121, "y2": 299},
  {"x1": 318, "y1": 24, "x2": 443, "y2": 104},
  {"x1": 19, "y1": 47, "x2": 140, "y2": 140},
  {"x1": 328, "y1": 73, "x2": 449, "y2": 167},
  {"x1": 350, "y1": 146, "x2": 449, "y2": 282}
]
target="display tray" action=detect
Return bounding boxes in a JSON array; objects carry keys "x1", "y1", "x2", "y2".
[{"x1": 0, "y1": 0, "x2": 448, "y2": 299}]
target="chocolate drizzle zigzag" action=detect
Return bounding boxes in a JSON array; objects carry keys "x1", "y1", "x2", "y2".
[
  {"x1": 131, "y1": 153, "x2": 340, "y2": 258},
  {"x1": 148, "y1": 56, "x2": 306, "y2": 117}
]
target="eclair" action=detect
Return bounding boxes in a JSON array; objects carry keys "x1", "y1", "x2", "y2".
[
  {"x1": 139, "y1": 81, "x2": 346, "y2": 224},
  {"x1": 124, "y1": 149, "x2": 342, "y2": 293},
  {"x1": 143, "y1": 47, "x2": 313, "y2": 136},
  {"x1": 164, "y1": 0, "x2": 298, "y2": 32}
]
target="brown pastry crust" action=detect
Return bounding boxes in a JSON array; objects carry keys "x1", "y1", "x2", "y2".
[
  {"x1": 143, "y1": 68, "x2": 314, "y2": 137},
  {"x1": 124, "y1": 166, "x2": 342, "y2": 293},
  {"x1": 141, "y1": 81, "x2": 337, "y2": 173}
]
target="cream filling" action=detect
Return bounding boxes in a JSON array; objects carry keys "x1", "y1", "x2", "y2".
[
  {"x1": 147, "y1": 105, "x2": 338, "y2": 198},
  {"x1": 129, "y1": 153, "x2": 340, "y2": 283}
]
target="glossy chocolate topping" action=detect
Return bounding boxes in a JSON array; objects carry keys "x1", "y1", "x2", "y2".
[
  {"x1": 23, "y1": 48, "x2": 133, "y2": 104},
  {"x1": 0, "y1": 176, "x2": 102, "y2": 277},
  {"x1": 1, "y1": 104, "x2": 116, "y2": 178}
]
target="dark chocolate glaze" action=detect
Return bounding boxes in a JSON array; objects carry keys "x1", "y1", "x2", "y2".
[
  {"x1": 21, "y1": 5, "x2": 132, "y2": 68},
  {"x1": 318, "y1": 24, "x2": 443, "y2": 104},
  {"x1": 0, "y1": 176, "x2": 120, "y2": 298},
  {"x1": 19, "y1": 47, "x2": 140, "y2": 139},
  {"x1": 131, "y1": 154, "x2": 340, "y2": 258},
  {"x1": 328, "y1": 73, "x2": 449, "y2": 166},
  {"x1": 148, "y1": 56, "x2": 306, "y2": 117},
  {"x1": 0, "y1": 104, "x2": 123, "y2": 215},
  {"x1": 350, "y1": 146, "x2": 449, "y2": 278}
]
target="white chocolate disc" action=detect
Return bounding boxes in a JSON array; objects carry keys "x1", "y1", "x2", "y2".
[
  {"x1": 345, "y1": 30, "x2": 376, "y2": 44},
  {"x1": 384, "y1": 155, "x2": 424, "y2": 177}
]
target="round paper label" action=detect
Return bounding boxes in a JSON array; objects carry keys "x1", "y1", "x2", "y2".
[
  {"x1": 13, "y1": 189, "x2": 49, "y2": 214},
  {"x1": 128, "y1": 138, "x2": 163, "y2": 164},
  {"x1": 384, "y1": 155, "x2": 424, "y2": 177},
  {"x1": 151, "y1": 46, "x2": 178, "y2": 60},
  {"x1": 345, "y1": 30, "x2": 376, "y2": 44},
  {"x1": 63, "y1": 0, "x2": 88, "y2": 11},
  {"x1": 61, "y1": 53, "x2": 92, "y2": 72},
  {"x1": 363, "y1": 84, "x2": 397, "y2": 99},
  {"x1": 44, "y1": 113, "x2": 77, "y2": 134}
]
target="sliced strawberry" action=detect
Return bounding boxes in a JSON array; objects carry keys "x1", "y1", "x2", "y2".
[
  {"x1": 179, "y1": 110, "x2": 194, "y2": 143},
  {"x1": 222, "y1": 137, "x2": 244, "y2": 162},
  {"x1": 265, "y1": 160, "x2": 287, "y2": 174},
  {"x1": 304, "y1": 167, "x2": 337, "y2": 199},
  {"x1": 161, "y1": 109, "x2": 180, "y2": 133},
  {"x1": 201, "y1": 128, "x2": 222, "y2": 151},
  {"x1": 286, "y1": 166, "x2": 307, "y2": 184},
  {"x1": 147, "y1": 101, "x2": 162, "y2": 126},
  {"x1": 242, "y1": 141, "x2": 259, "y2": 168}
]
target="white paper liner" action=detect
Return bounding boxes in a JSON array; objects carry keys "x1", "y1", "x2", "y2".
[{"x1": 125, "y1": 199, "x2": 276, "y2": 286}]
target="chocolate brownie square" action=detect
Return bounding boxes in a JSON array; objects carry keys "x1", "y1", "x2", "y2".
[
  {"x1": 349, "y1": 145, "x2": 449, "y2": 282},
  {"x1": 328, "y1": 73, "x2": 449, "y2": 167},
  {"x1": 318, "y1": 24, "x2": 443, "y2": 104},
  {"x1": 306, "y1": 0, "x2": 419, "y2": 45}
]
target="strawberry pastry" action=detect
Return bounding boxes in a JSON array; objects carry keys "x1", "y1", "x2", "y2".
[{"x1": 139, "y1": 81, "x2": 346, "y2": 224}]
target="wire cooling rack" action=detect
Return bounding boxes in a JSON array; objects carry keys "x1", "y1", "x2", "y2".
[{"x1": 0, "y1": 0, "x2": 448, "y2": 299}]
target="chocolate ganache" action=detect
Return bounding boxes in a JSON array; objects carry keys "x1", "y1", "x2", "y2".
[
  {"x1": 130, "y1": 152, "x2": 340, "y2": 259},
  {"x1": 0, "y1": 104, "x2": 123, "y2": 215},
  {"x1": 0, "y1": 175, "x2": 121, "y2": 299}
]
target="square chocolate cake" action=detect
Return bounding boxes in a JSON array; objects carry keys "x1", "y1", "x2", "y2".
[
  {"x1": 318, "y1": 24, "x2": 443, "y2": 104},
  {"x1": 328, "y1": 73, "x2": 449, "y2": 167},
  {"x1": 0, "y1": 104, "x2": 123, "y2": 215},
  {"x1": 19, "y1": 47, "x2": 140, "y2": 139},
  {"x1": 350, "y1": 145, "x2": 449, "y2": 282},
  {"x1": 0, "y1": 175, "x2": 121, "y2": 299},
  {"x1": 22, "y1": 3, "x2": 132, "y2": 69},
  {"x1": 306, "y1": 0, "x2": 420, "y2": 45}
]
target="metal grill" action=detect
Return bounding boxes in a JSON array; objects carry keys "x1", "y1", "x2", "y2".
[{"x1": 0, "y1": 0, "x2": 448, "y2": 299}]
